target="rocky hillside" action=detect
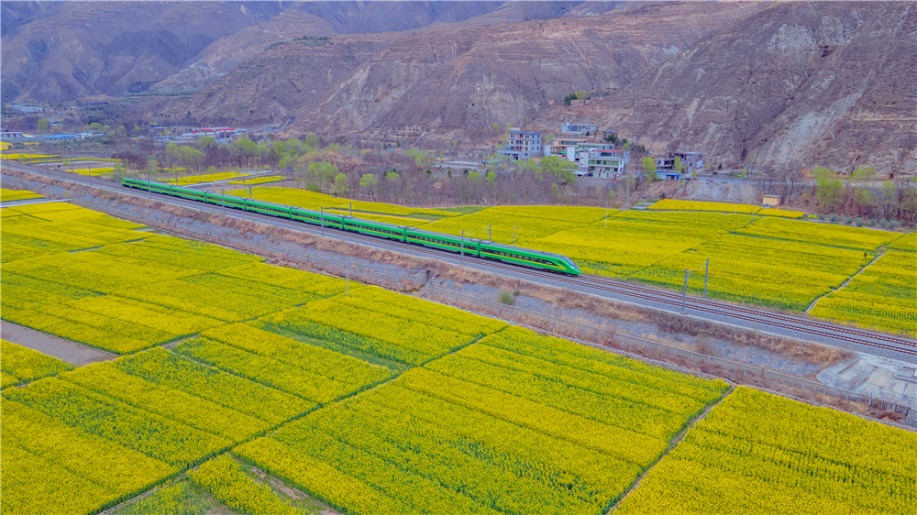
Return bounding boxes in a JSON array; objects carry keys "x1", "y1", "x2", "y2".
[
  {"x1": 142, "y1": 1, "x2": 914, "y2": 174},
  {"x1": 3, "y1": 1, "x2": 913, "y2": 175},
  {"x1": 0, "y1": 1, "x2": 582, "y2": 102},
  {"x1": 146, "y1": 3, "x2": 762, "y2": 142},
  {"x1": 540, "y1": 1, "x2": 917, "y2": 174},
  {"x1": 0, "y1": 1, "x2": 288, "y2": 103}
]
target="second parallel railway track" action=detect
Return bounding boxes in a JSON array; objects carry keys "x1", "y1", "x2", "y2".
[
  {"x1": 3, "y1": 160, "x2": 916, "y2": 360},
  {"x1": 379, "y1": 242, "x2": 917, "y2": 357}
]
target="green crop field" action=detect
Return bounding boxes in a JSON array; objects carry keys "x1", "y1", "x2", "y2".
[{"x1": 2, "y1": 196, "x2": 915, "y2": 514}]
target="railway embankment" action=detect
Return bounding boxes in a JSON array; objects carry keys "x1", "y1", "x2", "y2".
[{"x1": 3, "y1": 167, "x2": 914, "y2": 427}]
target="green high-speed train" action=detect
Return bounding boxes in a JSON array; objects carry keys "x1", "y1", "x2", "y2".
[{"x1": 122, "y1": 178, "x2": 581, "y2": 275}]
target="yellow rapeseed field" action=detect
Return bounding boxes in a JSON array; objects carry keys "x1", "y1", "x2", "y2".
[
  {"x1": 0, "y1": 188, "x2": 42, "y2": 202},
  {"x1": 650, "y1": 199, "x2": 761, "y2": 214},
  {"x1": 165, "y1": 171, "x2": 249, "y2": 185},
  {"x1": 66, "y1": 166, "x2": 115, "y2": 176},
  {"x1": 615, "y1": 387, "x2": 917, "y2": 514},
  {"x1": 237, "y1": 327, "x2": 730, "y2": 515},
  {"x1": 188, "y1": 455, "x2": 302, "y2": 515},
  {"x1": 0, "y1": 340, "x2": 72, "y2": 388},
  {"x1": 758, "y1": 207, "x2": 806, "y2": 218},
  {"x1": 227, "y1": 174, "x2": 286, "y2": 185},
  {"x1": 1, "y1": 399, "x2": 176, "y2": 515},
  {"x1": 2, "y1": 200, "x2": 916, "y2": 515},
  {"x1": 810, "y1": 250, "x2": 917, "y2": 335},
  {"x1": 0, "y1": 153, "x2": 58, "y2": 160},
  {"x1": 229, "y1": 186, "x2": 460, "y2": 221},
  {"x1": 212, "y1": 185, "x2": 912, "y2": 332}
]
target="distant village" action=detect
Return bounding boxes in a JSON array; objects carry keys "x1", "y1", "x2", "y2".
[
  {"x1": 3, "y1": 102, "x2": 706, "y2": 182},
  {"x1": 495, "y1": 122, "x2": 705, "y2": 181}
]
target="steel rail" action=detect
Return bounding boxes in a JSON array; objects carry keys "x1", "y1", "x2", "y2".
[{"x1": 4, "y1": 160, "x2": 915, "y2": 359}]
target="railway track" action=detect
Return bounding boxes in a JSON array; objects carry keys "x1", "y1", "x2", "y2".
[
  {"x1": 4, "y1": 160, "x2": 916, "y2": 360},
  {"x1": 395, "y1": 244, "x2": 917, "y2": 358}
]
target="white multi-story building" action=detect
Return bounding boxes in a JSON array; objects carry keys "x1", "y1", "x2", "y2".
[
  {"x1": 544, "y1": 143, "x2": 576, "y2": 161},
  {"x1": 579, "y1": 148, "x2": 631, "y2": 178},
  {"x1": 499, "y1": 129, "x2": 543, "y2": 160},
  {"x1": 573, "y1": 142, "x2": 613, "y2": 163}
]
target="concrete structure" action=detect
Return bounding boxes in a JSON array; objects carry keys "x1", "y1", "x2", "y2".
[
  {"x1": 674, "y1": 151, "x2": 705, "y2": 173},
  {"x1": 573, "y1": 142, "x2": 613, "y2": 163},
  {"x1": 554, "y1": 136, "x2": 588, "y2": 147},
  {"x1": 545, "y1": 138, "x2": 614, "y2": 164},
  {"x1": 40, "y1": 131, "x2": 103, "y2": 143},
  {"x1": 171, "y1": 127, "x2": 247, "y2": 144},
  {"x1": 656, "y1": 171, "x2": 683, "y2": 180},
  {"x1": 498, "y1": 129, "x2": 543, "y2": 160},
  {"x1": 762, "y1": 194, "x2": 781, "y2": 207},
  {"x1": 579, "y1": 148, "x2": 631, "y2": 178},
  {"x1": 561, "y1": 122, "x2": 598, "y2": 136},
  {"x1": 191, "y1": 127, "x2": 247, "y2": 140},
  {"x1": 550, "y1": 136, "x2": 587, "y2": 161},
  {"x1": 544, "y1": 144, "x2": 576, "y2": 161},
  {"x1": 655, "y1": 156, "x2": 676, "y2": 172},
  {"x1": 10, "y1": 104, "x2": 44, "y2": 114}
]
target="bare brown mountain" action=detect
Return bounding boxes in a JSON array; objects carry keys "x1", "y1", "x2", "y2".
[
  {"x1": 540, "y1": 1, "x2": 917, "y2": 174},
  {"x1": 148, "y1": 2, "x2": 765, "y2": 144},
  {"x1": 148, "y1": 1, "x2": 915, "y2": 174},
  {"x1": 4, "y1": 1, "x2": 913, "y2": 174},
  {"x1": 1, "y1": 1, "x2": 286, "y2": 103},
  {"x1": 1, "y1": 1, "x2": 580, "y2": 103}
]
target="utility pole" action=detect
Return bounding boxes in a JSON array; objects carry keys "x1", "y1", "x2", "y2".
[
  {"x1": 704, "y1": 258, "x2": 710, "y2": 299},
  {"x1": 682, "y1": 269, "x2": 691, "y2": 314},
  {"x1": 461, "y1": 230, "x2": 465, "y2": 265},
  {"x1": 513, "y1": 226, "x2": 517, "y2": 245},
  {"x1": 248, "y1": 185, "x2": 253, "y2": 199},
  {"x1": 321, "y1": 207, "x2": 325, "y2": 235},
  {"x1": 488, "y1": 224, "x2": 492, "y2": 242},
  {"x1": 604, "y1": 193, "x2": 608, "y2": 229},
  {"x1": 349, "y1": 202, "x2": 353, "y2": 217}
]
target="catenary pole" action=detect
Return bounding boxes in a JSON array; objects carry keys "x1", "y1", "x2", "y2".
[{"x1": 704, "y1": 258, "x2": 710, "y2": 298}]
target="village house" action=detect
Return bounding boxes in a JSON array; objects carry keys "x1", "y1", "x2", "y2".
[
  {"x1": 561, "y1": 122, "x2": 598, "y2": 136},
  {"x1": 674, "y1": 151, "x2": 705, "y2": 173},
  {"x1": 654, "y1": 151, "x2": 705, "y2": 179},
  {"x1": 573, "y1": 142, "x2": 613, "y2": 164},
  {"x1": 498, "y1": 128, "x2": 543, "y2": 160},
  {"x1": 579, "y1": 148, "x2": 631, "y2": 178}
]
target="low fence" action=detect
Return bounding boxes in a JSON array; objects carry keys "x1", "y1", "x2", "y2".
[{"x1": 424, "y1": 282, "x2": 916, "y2": 425}]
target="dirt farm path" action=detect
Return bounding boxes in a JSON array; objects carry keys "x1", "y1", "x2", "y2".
[{"x1": 1, "y1": 321, "x2": 116, "y2": 365}]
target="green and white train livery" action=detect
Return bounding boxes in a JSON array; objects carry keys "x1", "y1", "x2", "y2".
[{"x1": 122, "y1": 178, "x2": 581, "y2": 275}]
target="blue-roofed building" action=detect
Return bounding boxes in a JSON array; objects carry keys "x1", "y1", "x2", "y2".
[{"x1": 42, "y1": 133, "x2": 81, "y2": 141}]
